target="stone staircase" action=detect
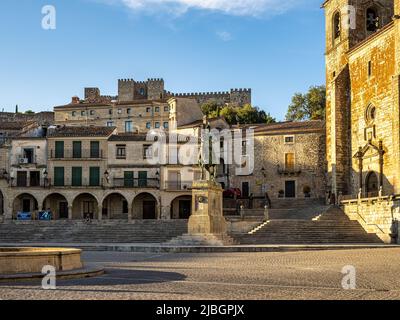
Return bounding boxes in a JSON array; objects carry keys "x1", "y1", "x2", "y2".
[
  {"x1": 0, "y1": 220, "x2": 188, "y2": 244},
  {"x1": 233, "y1": 207, "x2": 383, "y2": 244}
]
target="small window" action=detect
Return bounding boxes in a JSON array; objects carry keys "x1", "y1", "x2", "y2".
[
  {"x1": 116, "y1": 145, "x2": 126, "y2": 159},
  {"x1": 163, "y1": 122, "x2": 169, "y2": 129},
  {"x1": 81, "y1": 111, "x2": 85, "y2": 116},
  {"x1": 143, "y1": 145, "x2": 152, "y2": 159},
  {"x1": 164, "y1": 106, "x2": 169, "y2": 112},
  {"x1": 108, "y1": 109, "x2": 113, "y2": 115},
  {"x1": 365, "y1": 104, "x2": 377, "y2": 124},
  {"x1": 90, "y1": 110, "x2": 95, "y2": 116},
  {"x1": 118, "y1": 109, "x2": 122, "y2": 114},
  {"x1": 146, "y1": 122, "x2": 151, "y2": 129},
  {"x1": 106, "y1": 121, "x2": 114, "y2": 127},
  {"x1": 72, "y1": 111, "x2": 76, "y2": 117},
  {"x1": 284, "y1": 136, "x2": 295, "y2": 144},
  {"x1": 140, "y1": 88, "x2": 145, "y2": 95},
  {"x1": 333, "y1": 12, "x2": 341, "y2": 40},
  {"x1": 155, "y1": 107, "x2": 160, "y2": 113},
  {"x1": 368, "y1": 61, "x2": 372, "y2": 77},
  {"x1": 146, "y1": 107, "x2": 151, "y2": 113},
  {"x1": 127, "y1": 108, "x2": 131, "y2": 115},
  {"x1": 155, "y1": 122, "x2": 160, "y2": 129}
]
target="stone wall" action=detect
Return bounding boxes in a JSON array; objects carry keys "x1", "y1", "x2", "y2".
[
  {"x1": 348, "y1": 25, "x2": 398, "y2": 195},
  {"x1": 229, "y1": 129, "x2": 326, "y2": 202},
  {"x1": 342, "y1": 196, "x2": 400, "y2": 243}
]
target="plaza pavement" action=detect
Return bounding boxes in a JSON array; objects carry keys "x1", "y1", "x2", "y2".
[{"x1": 0, "y1": 248, "x2": 399, "y2": 300}]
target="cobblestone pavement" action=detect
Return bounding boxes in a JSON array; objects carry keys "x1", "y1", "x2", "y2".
[{"x1": 0, "y1": 248, "x2": 400, "y2": 300}]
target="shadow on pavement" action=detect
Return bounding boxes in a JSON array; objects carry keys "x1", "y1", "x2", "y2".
[{"x1": 0, "y1": 268, "x2": 187, "y2": 288}]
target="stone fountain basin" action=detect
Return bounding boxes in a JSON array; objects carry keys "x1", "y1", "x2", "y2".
[{"x1": 0, "y1": 248, "x2": 83, "y2": 275}]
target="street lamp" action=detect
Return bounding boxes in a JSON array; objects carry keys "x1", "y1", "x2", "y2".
[
  {"x1": 104, "y1": 170, "x2": 110, "y2": 183},
  {"x1": 43, "y1": 169, "x2": 48, "y2": 188}
]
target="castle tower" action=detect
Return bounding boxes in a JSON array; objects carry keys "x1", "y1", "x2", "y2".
[
  {"x1": 118, "y1": 79, "x2": 135, "y2": 102},
  {"x1": 323, "y1": 0, "x2": 394, "y2": 197},
  {"x1": 147, "y1": 78, "x2": 165, "y2": 100}
]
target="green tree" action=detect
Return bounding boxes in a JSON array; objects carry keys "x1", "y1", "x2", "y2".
[
  {"x1": 201, "y1": 102, "x2": 221, "y2": 118},
  {"x1": 24, "y1": 110, "x2": 35, "y2": 114},
  {"x1": 202, "y1": 103, "x2": 276, "y2": 126},
  {"x1": 286, "y1": 85, "x2": 326, "y2": 121}
]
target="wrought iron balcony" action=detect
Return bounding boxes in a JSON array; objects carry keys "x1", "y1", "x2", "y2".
[
  {"x1": 277, "y1": 165, "x2": 302, "y2": 176},
  {"x1": 164, "y1": 181, "x2": 193, "y2": 191},
  {"x1": 49, "y1": 149, "x2": 105, "y2": 160},
  {"x1": 111, "y1": 178, "x2": 159, "y2": 189}
]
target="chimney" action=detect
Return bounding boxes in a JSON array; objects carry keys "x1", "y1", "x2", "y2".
[{"x1": 71, "y1": 96, "x2": 80, "y2": 104}]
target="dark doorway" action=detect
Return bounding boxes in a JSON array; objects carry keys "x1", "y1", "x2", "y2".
[
  {"x1": 17, "y1": 171, "x2": 27, "y2": 187},
  {"x1": 366, "y1": 171, "x2": 379, "y2": 196},
  {"x1": 83, "y1": 201, "x2": 95, "y2": 219},
  {"x1": 285, "y1": 181, "x2": 296, "y2": 198},
  {"x1": 22, "y1": 199, "x2": 31, "y2": 212},
  {"x1": 30, "y1": 171, "x2": 40, "y2": 187},
  {"x1": 179, "y1": 200, "x2": 191, "y2": 219},
  {"x1": 143, "y1": 201, "x2": 156, "y2": 219},
  {"x1": 59, "y1": 202, "x2": 68, "y2": 219},
  {"x1": 242, "y1": 182, "x2": 250, "y2": 198}
]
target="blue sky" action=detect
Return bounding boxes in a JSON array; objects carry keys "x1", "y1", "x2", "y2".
[{"x1": 0, "y1": 0, "x2": 325, "y2": 121}]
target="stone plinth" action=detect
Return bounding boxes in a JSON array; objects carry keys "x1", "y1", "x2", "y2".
[{"x1": 188, "y1": 180, "x2": 227, "y2": 235}]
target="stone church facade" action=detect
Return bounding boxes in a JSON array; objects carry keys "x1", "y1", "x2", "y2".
[{"x1": 324, "y1": 0, "x2": 400, "y2": 242}]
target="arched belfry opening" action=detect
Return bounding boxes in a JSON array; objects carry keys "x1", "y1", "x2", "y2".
[
  {"x1": 366, "y1": 7, "x2": 379, "y2": 33},
  {"x1": 333, "y1": 11, "x2": 341, "y2": 40}
]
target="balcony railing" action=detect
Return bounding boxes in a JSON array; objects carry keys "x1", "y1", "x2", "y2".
[
  {"x1": 15, "y1": 154, "x2": 37, "y2": 165},
  {"x1": 277, "y1": 165, "x2": 302, "y2": 176},
  {"x1": 49, "y1": 149, "x2": 105, "y2": 160},
  {"x1": 111, "y1": 178, "x2": 159, "y2": 189},
  {"x1": 9, "y1": 178, "x2": 47, "y2": 188},
  {"x1": 164, "y1": 181, "x2": 193, "y2": 191}
]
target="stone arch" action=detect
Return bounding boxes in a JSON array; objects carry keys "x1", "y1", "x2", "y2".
[
  {"x1": 42, "y1": 193, "x2": 69, "y2": 220},
  {"x1": 101, "y1": 192, "x2": 129, "y2": 220},
  {"x1": 12, "y1": 193, "x2": 39, "y2": 219},
  {"x1": 170, "y1": 195, "x2": 193, "y2": 219},
  {"x1": 72, "y1": 193, "x2": 99, "y2": 220},
  {"x1": 366, "y1": 6, "x2": 379, "y2": 33},
  {"x1": 132, "y1": 192, "x2": 159, "y2": 220}
]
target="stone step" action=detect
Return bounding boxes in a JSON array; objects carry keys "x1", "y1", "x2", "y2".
[
  {"x1": 232, "y1": 206, "x2": 383, "y2": 245},
  {"x1": 0, "y1": 220, "x2": 188, "y2": 243}
]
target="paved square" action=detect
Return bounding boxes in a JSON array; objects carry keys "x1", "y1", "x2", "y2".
[{"x1": 0, "y1": 248, "x2": 399, "y2": 300}]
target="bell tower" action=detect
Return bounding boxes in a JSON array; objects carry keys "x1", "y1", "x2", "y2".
[
  {"x1": 323, "y1": 0, "x2": 355, "y2": 198},
  {"x1": 323, "y1": 0, "x2": 394, "y2": 199}
]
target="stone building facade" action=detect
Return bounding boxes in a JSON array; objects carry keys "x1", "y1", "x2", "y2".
[
  {"x1": 55, "y1": 78, "x2": 251, "y2": 130},
  {"x1": 324, "y1": 0, "x2": 399, "y2": 197},
  {"x1": 228, "y1": 121, "x2": 326, "y2": 205},
  {"x1": 324, "y1": 0, "x2": 400, "y2": 242}
]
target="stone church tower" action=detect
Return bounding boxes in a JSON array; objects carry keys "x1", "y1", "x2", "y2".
[{"x1": 323, "y1": 0, "x2": 397, "y2": 198}]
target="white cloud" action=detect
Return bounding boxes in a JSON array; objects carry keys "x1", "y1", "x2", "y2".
[
  {"x1": 118, "y1": 0, "x2": 297, "y2": 16},
  {"x1": 216, "y1": 31, "x2": 232, "y2": 41}
]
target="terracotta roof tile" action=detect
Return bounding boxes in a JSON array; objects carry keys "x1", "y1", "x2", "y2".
[{"x1": 47, "y1": 126, "x2": 116, "y2": 138}]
